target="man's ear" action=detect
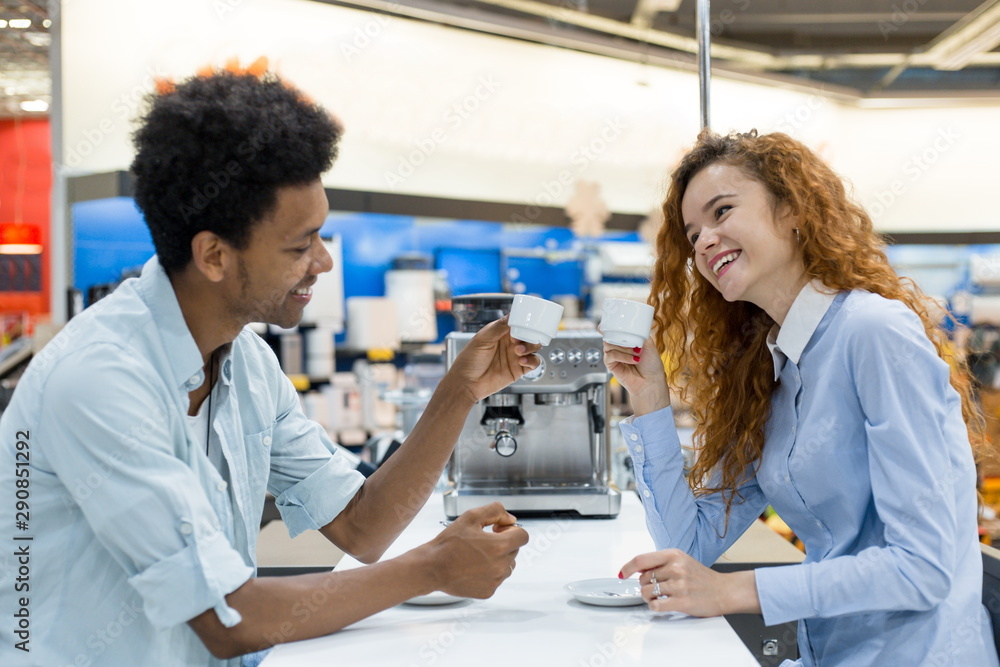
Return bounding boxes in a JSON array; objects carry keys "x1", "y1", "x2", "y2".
[{"x1": 190, "y1": 231, "x2": 231, "y2": 283}]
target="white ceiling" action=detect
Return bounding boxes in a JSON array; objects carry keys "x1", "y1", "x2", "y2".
[
  {"x1": 4, "y1": 0, "x2": 1000, "y2": 120},
  {"x1": 326, "y1": 0, "x2": 1000, "y2": 94}
]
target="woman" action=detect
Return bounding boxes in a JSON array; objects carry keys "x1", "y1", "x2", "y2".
[{"x1": 610, "y1": 129, "x2": 998, "y2": 666}]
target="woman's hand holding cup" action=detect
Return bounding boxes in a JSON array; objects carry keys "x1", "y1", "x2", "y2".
[{"x1": 599, "y1": 298, "x2": 671, "y2": 417}]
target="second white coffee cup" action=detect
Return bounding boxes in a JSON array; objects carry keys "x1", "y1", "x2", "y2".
[
  {"x1": 600, "y1": 297, "x2": 654, "y2": 348},
  {"x1": 508, "y1": 294, "x2": 564, "y2": 345}
]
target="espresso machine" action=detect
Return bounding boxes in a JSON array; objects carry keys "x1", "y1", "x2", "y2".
[{"x1": 443, "y1": 294, "x2": 620, "y2": 519}]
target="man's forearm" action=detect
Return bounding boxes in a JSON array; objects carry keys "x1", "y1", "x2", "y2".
[
  {"x1": 190, "y1": 549, "x2": 436, "y2": 657},
  {"x1": 193, "y1": 501, "x2": 526, "y2": 658},
  {"x1": 321, "y1": 373, "x2": 477, "y2": 561}
]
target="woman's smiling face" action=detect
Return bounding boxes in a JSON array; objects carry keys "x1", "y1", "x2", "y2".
[{"x1": 681, "y1": 162, "x2": 808, "y2": 324}]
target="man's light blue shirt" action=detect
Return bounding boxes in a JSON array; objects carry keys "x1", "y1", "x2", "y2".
[
  {"x1": 0, "y1": 257, "x2": 364, "y2": 666},
  {"x1": 620, "y1": 282, "x2": 999, "y2": 666}
]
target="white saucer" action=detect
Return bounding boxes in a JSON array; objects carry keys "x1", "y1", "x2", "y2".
[
  {"x1": 403, "y1": 592, "x2": 468, "y2": 606},
  {"x1": 565, "y1": 578, "x2": 645, "y2": 607}
]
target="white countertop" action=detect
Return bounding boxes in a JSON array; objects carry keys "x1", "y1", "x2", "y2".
[{"x1": 261, "y1": 492, "x2": 762, "y2": 666}]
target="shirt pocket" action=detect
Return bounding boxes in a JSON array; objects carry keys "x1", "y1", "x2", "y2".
[{"x1": 243, "y1": 423, "x2": 275, "y2": 494}]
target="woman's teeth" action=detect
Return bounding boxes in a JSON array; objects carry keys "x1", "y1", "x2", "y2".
[{"x1": 713, "y1": 251, "x2": 740, "y2": 275}]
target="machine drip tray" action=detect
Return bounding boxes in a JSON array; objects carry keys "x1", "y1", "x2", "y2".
[{"x1": 443, "y1": 488, "x2": 621, "y2": 520}]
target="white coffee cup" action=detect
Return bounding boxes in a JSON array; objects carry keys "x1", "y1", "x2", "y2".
[
  {"x1": 508, "y1": 294, "x2": 564, "y2": 345},
  {"x1": 600, "y1": 297, "x2": 654, "y2": 348}
]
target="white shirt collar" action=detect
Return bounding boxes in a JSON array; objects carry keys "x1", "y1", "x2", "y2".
[{"x1": 766, "y1": 280, "x2": 838, "y2": 380}]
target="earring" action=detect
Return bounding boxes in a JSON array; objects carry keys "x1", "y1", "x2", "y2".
[{"x1": 794, "y1": 228, "x2": 801, "y2": 243}]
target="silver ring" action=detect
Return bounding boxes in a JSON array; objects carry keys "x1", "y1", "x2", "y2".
[
  {"x1": 650, "y1": 571, "x2": 657, "y2": 584},
  {"x1": 652, "y1": 582, "x2": 662, "y2": 598}
]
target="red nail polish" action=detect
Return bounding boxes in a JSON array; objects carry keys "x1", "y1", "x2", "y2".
[
  {"x1": 633, "y1": 347, "x2": 641, "y2": 353},
  {"x1": 633, "y1": 355, "x2": 641, "y2": 362},
  {"x1": 618, "y1": 571, "x2": 624, "y2": 579}
]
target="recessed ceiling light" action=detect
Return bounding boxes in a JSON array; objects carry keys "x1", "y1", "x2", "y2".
[
  {"x1": 23, "y1": 32, "x2": 51, "y2": 47},
  {"x1": 20, "y1": 100, "x2": 49, "y2": 112},
  {"x1": 9, "y1": 19, "x2": 31, "y2": 29},
  {"x1": 43, "y1": 19, "x2": 51, "y2": 28},
  {"x1": 0, "y1": 20, "x2": 8, "y2": 29}
]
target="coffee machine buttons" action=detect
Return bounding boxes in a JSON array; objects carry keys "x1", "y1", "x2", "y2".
[
  {"x1": 585, "y1": 348, "x2": 602, "y2": 365},
  {"x1": 549, "y1": 348, "x2": 566, "y2": 365},
  {"x1": 567, "y1": 348, "x2": 583, "y2": 364}
]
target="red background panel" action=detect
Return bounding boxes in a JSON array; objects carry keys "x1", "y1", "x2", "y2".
[{"x1": 0, "y1": 118, "x2": 51, "y2": 318}]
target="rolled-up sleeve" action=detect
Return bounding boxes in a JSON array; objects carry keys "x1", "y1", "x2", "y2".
[
  {"x1": 37, "y1": 345, "x2": 252, "y2": 630},
  {"x1": 127, "y1": 519, "x2": 251, "y2": 628},
  {"x1": 267, "y1": 369, "x2": 364, "y2": 538}
]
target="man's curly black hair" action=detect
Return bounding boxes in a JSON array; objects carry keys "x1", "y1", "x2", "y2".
[{"x1": 131, "y1": 71, "x2": 342, "y2": 274}]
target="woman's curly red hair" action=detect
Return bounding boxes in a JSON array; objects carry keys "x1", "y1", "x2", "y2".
[{"x1": 651, "y1": 129, "x2": 984, "y2": 518}]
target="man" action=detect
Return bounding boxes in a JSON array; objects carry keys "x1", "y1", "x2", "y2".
[{"x1": 0, "y1": 70, "x2": 533, "y2": 666}]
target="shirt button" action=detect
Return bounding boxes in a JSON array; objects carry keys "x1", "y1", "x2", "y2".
[
  {"x1": 262, "y1": 435, "x2": 272, "y2": 447},
  {"x1": 634, "y1": 445, "x2": 643, "y2": 454},
  {"x1": 216, "y1": 481, "x2": 228, "y2": 492},
  {"x1": 629, "y1": 434, "x2": 638, "y2": 441},
  {"x1": 643, "y1": 489, "x2": 651, "y2": 498},
  {"x1": 188, "y1": 374, "x2": 200, "y2": 386},
  {"x1": 179, "y1": 522, "x2": 193, "y2": 535}
]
